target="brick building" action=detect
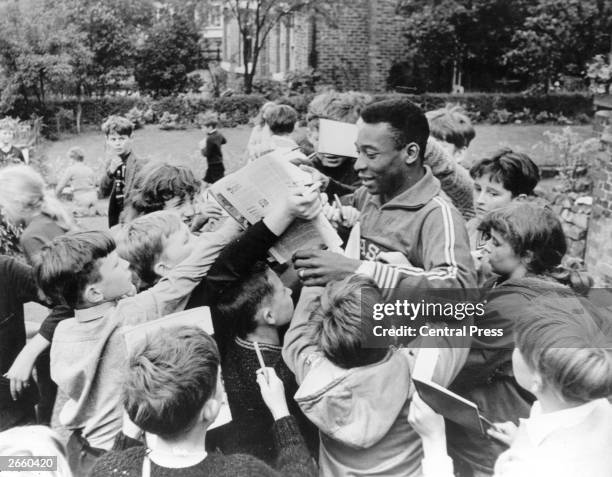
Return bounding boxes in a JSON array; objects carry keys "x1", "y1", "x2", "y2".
[{"x1": 221, "y1": 0, "x2": 406, "y2": 91}]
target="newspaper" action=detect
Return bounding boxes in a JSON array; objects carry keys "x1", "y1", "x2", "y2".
[
  {"x1": 210, "y1": 151, "x2": 343, "y2": 263},
  {"x1": 123, "y1": 307, "x2": 232, "y2": 430}
]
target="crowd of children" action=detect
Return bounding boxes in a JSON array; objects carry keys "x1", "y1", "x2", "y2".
[{"x1": 0, "y1": 92, "x2": 610, "y2": 477}]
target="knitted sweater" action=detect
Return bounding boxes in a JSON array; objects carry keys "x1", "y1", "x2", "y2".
[
  {"x1": 207, "y1": 337, "x2": 317, "y2": 463},
  {"x1": 89, "y1": 416, "x2": 317, "y2": 477}
]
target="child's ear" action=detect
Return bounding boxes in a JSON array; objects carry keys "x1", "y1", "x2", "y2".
[
  {"x1": 521, "y1": 250, "x2": 534, "y2": 266},
  {"x1": 200, "y1": 396, "x2": 221, "y2": 424},
  {"x1": 260, "y1": 306, "x2": 276, "y2": 326},
  {"x1": 403, "y1": 142, "x2": 420, "y2": 166},
  {"x1": 83, "y1": 284, "x2": 105, "y2": 304},
  {"x1": 153, "y1": 261, "x2": 170, "y2": 278},
  {"x1": 530, "y1": 372, "x2": 544, "y2": 395}
]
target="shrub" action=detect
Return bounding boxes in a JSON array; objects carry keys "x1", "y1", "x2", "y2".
[{"x1": 125, "y1": 106, "x2": 145, "y2": 129}]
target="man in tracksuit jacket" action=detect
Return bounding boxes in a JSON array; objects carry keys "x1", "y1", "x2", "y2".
[{"x1": 293, "y1": 98, "x2": 476, "y2": 294}]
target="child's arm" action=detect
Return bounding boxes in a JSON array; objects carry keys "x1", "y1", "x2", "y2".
[
  {"x1": 282, "y1": 286, "x2": 323, "y2": 384},
  {"x1": 256, "y1": 368, "x2": 317, "y2": 477},
  {"x1": 4, "y1": 304, "x2": 72, "y2": 399},
  {"x1": 116, "y1": 219, "x2": 244, "y2": 324},
  {"x1": 4, "y1": 334, "x2": 48, "y2": 400}
]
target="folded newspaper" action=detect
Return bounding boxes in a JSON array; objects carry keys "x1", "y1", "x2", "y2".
[
  {"x1": 123, "y1": 307, "x2": 232, "y2": 430},
  {"x1": 210, "y1": 151, "x2": 343, "y2": 263}
]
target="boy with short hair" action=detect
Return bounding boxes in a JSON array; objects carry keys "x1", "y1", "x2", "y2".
[
  {"x1": 426, "y1": 105, "x2": 475, "y2": 167},
  {"x1": 89, "y1": 326, "x2": 317, "y2": 477},
  {"x1": 202, "y1": 189, "x2": 321, "y2": 462},
  {"x1": 199, "y1": 112, "x2": 227, "y2": 185},
  {"x1": 263, "y1": 104, "x2": 308, "y2": 164},
  {"x1": 99, "y1": 116, "x2": 145, "y2": 227},
  {"x1": 38, "y1": 220, "x2": 240, "y2": 476},
  {"x1": 283, "y1": 276, "x2": 436, "y2": 477},
  {"x1": 468, "y1": 148, "x2": 540, "y2": 257}
]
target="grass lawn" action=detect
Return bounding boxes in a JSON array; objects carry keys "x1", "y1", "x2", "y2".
[{"x1": 39, "y1": 123, "x2": 594, "y2": 186}]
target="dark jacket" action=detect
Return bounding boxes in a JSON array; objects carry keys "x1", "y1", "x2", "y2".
[{"x1": 100, "y1": 151, "x2": 145, "y2": 226}]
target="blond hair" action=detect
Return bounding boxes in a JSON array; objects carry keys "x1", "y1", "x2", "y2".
[
  {"x1": 0, "y1": 165, "x2": 76, "y2": 231},
  {"x1": 116, "y1": 210, "x2": 184, "y2": 288}
]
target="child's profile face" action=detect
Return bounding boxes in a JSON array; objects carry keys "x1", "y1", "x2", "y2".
[
  {"x1": 267, "y1": 269, "x2": 294, "y2": 326},
  {"x1": 164, "y1": 196, "x2": 197, "y2": 227},
  {"x1": 484, "y1": 229, "x2": 522, "y2": 276},
  {"x1": 0, "y1": 129, "x2": 14, "y2": 145},
  {"x1": 106, "y1": 132, "x2": 132, "y2": 156},
  {"x1": 94, "y1": 251, "x2": 136, "y2": 302},
  {"x1": 473, "y1": 174, "x2": 513, "y2": 219}
]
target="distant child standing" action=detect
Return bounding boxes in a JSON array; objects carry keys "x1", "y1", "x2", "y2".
[
  {"x1": 199, "y1": 112, "x2": 226, "y2": 185},
  {"x1": 0, "y1": 118, "x2": 25, "y2": 167},
  {"x1": 55, "y1": 147, "x2": 98, "y2": 216},
  {"x1": 99, "y1": 116, "x2": 145, "y2": 227}
]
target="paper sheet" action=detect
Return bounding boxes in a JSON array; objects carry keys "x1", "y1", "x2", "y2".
[{"x1": 317, "y1": 119, "x2": 359, "y2": 158}]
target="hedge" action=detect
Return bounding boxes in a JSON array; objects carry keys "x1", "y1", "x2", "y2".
[
  {"x1": 374, "y1": 92, "x2": 594, "y2": 122},
  {"x1": 7, "y1": 92, "x2": 594, "y2": 133}
]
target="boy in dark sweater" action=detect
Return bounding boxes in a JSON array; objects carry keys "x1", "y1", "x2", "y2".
[
  {"x1": 199, "y1": 112, "x2": 227, "y2": 185},
  {"x1": 89, "y1": 326, "x2": 316, "y2": 477},
  {"x1": 203, "y1": 191, "x2": 321, "y2": 463}
]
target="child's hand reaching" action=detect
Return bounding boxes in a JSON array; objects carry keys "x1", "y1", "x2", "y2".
[
  {"x1": 323, "y1": 203, "x2": 359, "y2": 228},
  {"x1": 263, "y1": 189, "x2": 321, "y2": 236},
  {"x1": 4, "y1": 358, "x2": 34, "y2": 401},
  {"x1": 487, "y1": 421, "x2": 517, "y2": 446},
  {"x1": 408, "y1": 393, "x2": 446, "y2": 442},
  {"x1": 256, "y1": 368, "x2": 290, "y2": 421}
]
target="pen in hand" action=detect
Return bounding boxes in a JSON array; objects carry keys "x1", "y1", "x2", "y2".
[{"x1": 254, "y1": 341, "x2": 269, "y2": 384}]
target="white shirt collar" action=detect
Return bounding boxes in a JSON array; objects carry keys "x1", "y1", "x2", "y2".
[
  {"x1": 523, "y1": 398, "x2": 607, "y2": 445},
  {"x1": 75, "y1": 301, "x2": 115, "y2": 323}
]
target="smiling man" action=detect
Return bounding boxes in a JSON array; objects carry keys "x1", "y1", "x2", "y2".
[{"x1": 294, "y1": 98, "x2": 475, "y2": 293}]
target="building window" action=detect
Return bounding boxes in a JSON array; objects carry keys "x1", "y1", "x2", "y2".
[{"x1": 208, "y1": 5, "x2": 222, "y2": 27}]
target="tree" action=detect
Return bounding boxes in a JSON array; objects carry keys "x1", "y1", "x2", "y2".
[
  {"x1": 225, "y1": 0, "x2": 341, "y2": 93},
  {"x1": 134, "y1": 11, "x2": 202, "y2": 96},
  {"x1": 61, "y1": 0, "x2": 155, "y2": 95},
  {"x1": 397, "y1": 0, "x2": 536, "y2": 92},
  {"x1": 504, "y1": 0, "x2": 612, "y2": 90},
  {"x1": 0, "y1": 0, "x2": 91, "y2": 109}
]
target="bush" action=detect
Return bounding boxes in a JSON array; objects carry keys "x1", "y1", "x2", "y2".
[
  {"x1": 7, "y1": 91, "x2": 593, "y2": 135},
  {"x1": 125, "y1": 106, "x2": 146, "y2": 129}
]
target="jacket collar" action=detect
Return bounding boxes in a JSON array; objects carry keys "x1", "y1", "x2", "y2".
[{"x1": 74, "y1": 301, "x2": 115, "y2": 323}]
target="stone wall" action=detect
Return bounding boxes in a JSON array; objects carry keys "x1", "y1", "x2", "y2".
[{"x1": 584, "y1": 138, "x2": 612, "y2": 286}]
